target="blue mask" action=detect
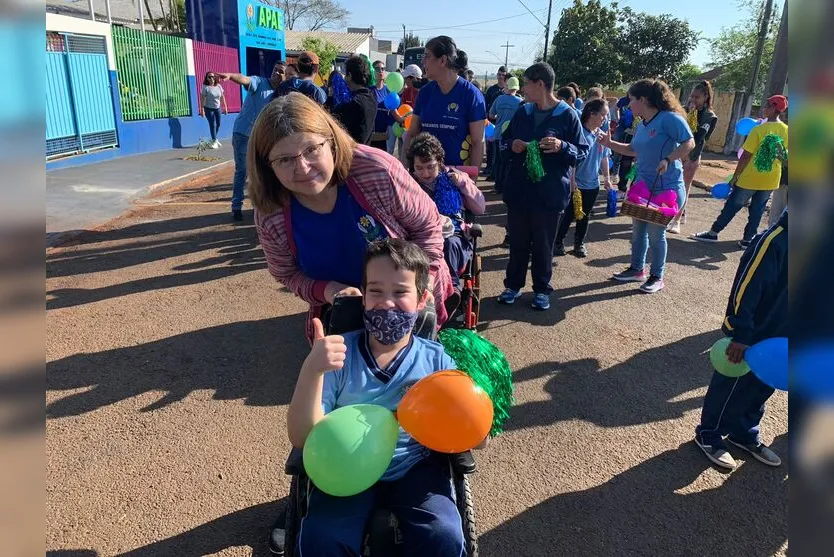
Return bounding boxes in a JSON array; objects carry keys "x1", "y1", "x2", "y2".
[{"x1": 363, "y1": 308, "x2": 418, "y2": 345}]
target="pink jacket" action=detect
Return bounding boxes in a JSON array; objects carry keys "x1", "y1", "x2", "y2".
[{"x1": 255, "y1": 144, "x2": 454, "y2": 343}]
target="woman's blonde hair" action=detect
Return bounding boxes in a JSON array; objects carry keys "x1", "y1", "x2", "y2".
[{"x1": 247, "y1": 92, "x2": 356, "y2": 215}]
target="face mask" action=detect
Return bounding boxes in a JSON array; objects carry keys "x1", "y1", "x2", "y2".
[{"x1": 363, "y1": 308, "x2": 418, "y2": 345}]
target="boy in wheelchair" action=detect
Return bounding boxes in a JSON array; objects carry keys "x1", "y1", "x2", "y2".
[
  {"x1": 405, "y1": 133, "x2": 486, "y2": 293},
  {"x1": 286, "y1": 238, "x2": 478, "y2": 556}
]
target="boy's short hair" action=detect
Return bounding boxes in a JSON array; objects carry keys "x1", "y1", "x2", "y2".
[
  {"x1": 344, "y1": 55, "x2": 370, "y2": 87},
  {"x1": 405, "y1": 132, "x2": 445, "y2": 170},
  {"x1": 363, "y1": 239, "x2": 430, "y2": 297},
  {"x1": 556, "y1": 86, "x2": 576, "y2": 102},
  {"x1": 523, "y1": 62, "x2": 556, "y2": 91}
]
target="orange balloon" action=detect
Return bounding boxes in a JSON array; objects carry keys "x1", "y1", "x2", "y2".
[
  {"x1": 404, "y1": 114, "x2": 413, "y2": 130},
  {"x1": 397, "y1": 370, "x2": 493, "y2": 453},
  {"x1": 396, "y1": 104, "x2": 413, "y2": 117}
]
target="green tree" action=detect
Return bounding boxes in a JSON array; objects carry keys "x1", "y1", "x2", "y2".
[
  {"x1": 617, "y1": 9, "x2": 700, "y2": 85},
  {"x1": 708, "y1": 0, "x2": 780, "y2": 100},
  {"x1": 396, "y1": 32, "x2": 422, "y2": 55},
  {"x1": 547, "y1": 0, "x2": 623, "y2": 88},
  {"x1": 671, "y1": 62, "x2": 702, "y2": 89},
  {"x1": 301, "y1": 36, "x2": 339, "y2": 78}
]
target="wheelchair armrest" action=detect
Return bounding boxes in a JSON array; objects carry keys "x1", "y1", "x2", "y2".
[
  {"x1": 285, "y1": 447, "x2": 305, "y2": 476},
  {"x1": 448, "y1": 450, "x2": 476, "y2": 474}
]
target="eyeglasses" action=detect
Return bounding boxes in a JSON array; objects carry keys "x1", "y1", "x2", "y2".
[{"x1": 269, "y1": 140, "x2": 330, "y2": 170}]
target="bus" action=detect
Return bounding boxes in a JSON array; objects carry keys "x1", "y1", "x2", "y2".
[{"x1": 403, "y1": 46, "x2": 425, "y2": 71}]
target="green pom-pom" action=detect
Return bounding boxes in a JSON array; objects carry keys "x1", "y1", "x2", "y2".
[
  {"x1": 753, "y1": 133, "x2": 786, "y2": 173},
  {"x1": 525, "y1": 140, "x2": 546, "y2": 182},
  {"x1": 438, "y1": 329, "x2": 514, "y2": 436},
  {"x1": 625, "y1": 163, "x2": 637, "y2": 184}
]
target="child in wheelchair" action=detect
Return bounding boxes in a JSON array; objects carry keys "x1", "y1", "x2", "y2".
[
  {"x1": 286, "y1": 238, "x2": 476, "y2": 557},
  {"x1": 405, "y1": 133, "x2": 486, "y2": 294}
]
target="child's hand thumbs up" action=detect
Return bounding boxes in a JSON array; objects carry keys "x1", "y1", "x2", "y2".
[{"x1": 304, "y1": 318, "x2": 347, "y2": 375}]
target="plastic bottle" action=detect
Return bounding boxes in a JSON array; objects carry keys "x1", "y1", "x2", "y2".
[{"x1": 606, "y1": 188, "x2": 618, "y2": 217}]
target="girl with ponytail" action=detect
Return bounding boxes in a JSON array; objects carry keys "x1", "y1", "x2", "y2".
[
  {"x1": 401, "y1": 35, "x2": 487, "y2": 169},
  {"x1": 668, "y1": 80, "x2": 718, "y2": 233},
  {"x1": 600, "y1": 78, "x2": 695, "y2": 294}
]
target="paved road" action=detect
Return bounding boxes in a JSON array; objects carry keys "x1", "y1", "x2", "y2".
[{"x1": 46, "y1": 161, "x2": 787, "y2": 556}]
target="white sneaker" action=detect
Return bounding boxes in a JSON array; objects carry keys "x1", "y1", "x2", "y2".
[
  {"x1": 211, "y1": 140, "x2": 220, "y2": 149},
  {"x1": 215, "y1": 140, "x2": 222, "y2": 147},
  {"x1": 667, "y1": 221, "x2": 681, "y2": 234}
]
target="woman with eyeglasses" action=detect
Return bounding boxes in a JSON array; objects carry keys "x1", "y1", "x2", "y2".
[
  {"x1": 248, "y1": 92, "x2": 455, "y2": 342},
  {"x1": 200, "y1": 72, "x2": 228, "y2": 149}
]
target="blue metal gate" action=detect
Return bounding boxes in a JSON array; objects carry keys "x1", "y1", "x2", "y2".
[{"x1": 46, "y1": 32, "x2": 118, "y2": 158}]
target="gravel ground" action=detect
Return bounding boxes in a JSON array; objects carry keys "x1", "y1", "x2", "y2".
[{"x1": 46, "y1": 158, "x2": 787, "y2": 556}]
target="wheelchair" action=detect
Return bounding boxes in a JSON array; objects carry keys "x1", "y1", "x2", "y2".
[{"x1": 269, "y1": 301, "x2": 480, "y2": 556}]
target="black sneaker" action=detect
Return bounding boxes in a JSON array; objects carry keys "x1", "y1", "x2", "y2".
[
  {"x1": 232, "y1": 209, "x2": 243, "y2": 221},
  {"x1": 573, "y1": 243, "x2": 587, "y2": 258},
  {"x1": 691, "y1": 230, "x2": 718, "y2": 242},
  {"x1": 553, "y1": 241, "x2": 567, "y2": 256},
  {"x1": 612, "y1": 267, "x2": 647, "y2": 282},
  {"x1": 738, "y1": 239, "x2": 752, "y2": 249},
  {"x1": 639, "y1": 275, "x2": 665, "y2": 293}
]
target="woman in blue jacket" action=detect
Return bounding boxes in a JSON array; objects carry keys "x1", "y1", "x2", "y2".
[
  {"x1": 497, "y1": 62, "x2": 588, "y2": 311},
  {"x1": 601, "y1": 79, "x2": 694, "y2": 294}
]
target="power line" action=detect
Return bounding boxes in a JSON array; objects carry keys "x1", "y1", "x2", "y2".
[
  {"x1": 516, "y1": 0, "x2": 546, "y2": 26},
  {"x1": 373, "y1": 9, "x2": 548, "y2": 34}
]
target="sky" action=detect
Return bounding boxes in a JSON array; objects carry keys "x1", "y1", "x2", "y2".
[{"x1": 338, "y1": 0, "x2": 754, "y2": 76}]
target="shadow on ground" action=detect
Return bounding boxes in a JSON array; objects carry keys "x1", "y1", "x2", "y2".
[
  {"x1": 505, "y1": 330, "x2": 723, "y2": 430},
  {"x1": 480, "y1": 434, "x2": 788, "y2": 556},
  {"x1": 47, "y1": 314, "x2": 307, "y2": 419},
  {"x1": 47, "y1": 212, "x2": 264, "y2": 310}
]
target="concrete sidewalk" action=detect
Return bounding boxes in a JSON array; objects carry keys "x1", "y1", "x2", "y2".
[{"x1": 46, "y1": 144, "x2": 233, "y2": 243}]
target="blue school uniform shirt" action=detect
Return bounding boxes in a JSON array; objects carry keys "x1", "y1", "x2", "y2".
[
  {"x1": 290, "y1": 185, "x2": 388, "y2": 288},
  {"x1": 276, "y1": 77, "x2": 327, "y2": 104},
  {"x1": 232, "y1": 76, "x2": 274, "y2": 137},
  {"x1": 489, "y1": 94, "x2": 522, "y2": 137},
  {"x1": 371, "y1": 85, "x2": 395, "y2": 133},
  {"x1": 575, "y1": 126, "x2": 611, "y2": 190},
  {"x1": 321, "y1": 331, "x2": 457, "y2": 481},
  {"x1": 630, "y1": 110, "x2": 693, "y2": 192},
  {"x1": 414, "y1": 77, "x2": 487, "y2": 166}
]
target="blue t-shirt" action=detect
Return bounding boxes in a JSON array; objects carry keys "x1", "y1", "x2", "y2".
[
  {"x1": 276, "y1": 77, "x2": 327, "y2": 104},
  {"x1": 371, "y1": 85, "x2": 395, "y2": 133},
  {"x1": 232, "y1": 76, "x2": 274, "y2": 136},
  {"x1": 489, "y1": 94, "x2": 522, "y2": 137},
  {"x1": 575, "y1": 126, "x2": 611, "y2": 190},
  {"x1": 574, "y1": 97, "x2": 584, "y2": 110},
  {"x1": 630, "y1": 111, "x2": 693, "y2": 192},
  {"x1": 291, "y1": 185, "x2": 388, "y2": 287},
  {"x1": 414, "y1": 77, "x2": 487, "y2": 166},
  {"x1": 322, "y1": 331, "x2": 457, "y2": 481}
]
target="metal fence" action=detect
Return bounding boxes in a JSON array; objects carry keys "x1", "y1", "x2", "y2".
[
  {"x1": 192, "y1": 40, "x2": 242, "y2": 113},
  {"x1": 112, "y1": 26, "x2": 190, "y2": 121}
]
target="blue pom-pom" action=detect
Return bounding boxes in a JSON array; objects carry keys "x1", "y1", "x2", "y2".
[
  {"x1": 331, "y1": 72, "x2": 351, "y2": 107},
  {"x1": 433, "y1": 171, "x2": 463, "y2": 216}
]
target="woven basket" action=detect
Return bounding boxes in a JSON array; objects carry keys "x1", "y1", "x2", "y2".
[{"x1": 621, "y1": 200, "x2": 674, "y2": 226}]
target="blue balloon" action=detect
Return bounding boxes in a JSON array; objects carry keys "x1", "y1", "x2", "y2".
[
  {"x1": 484, "y1": 122, "x2": 496, "y2": 139},
  {"x1": 735, "y1": 117, "x2": 759, "y2": 136},
  {"x1": 745, "y1": 337, "x2": 788, "y2": 391},
  {"x1": 711, "y1": 182, "x2": 732, "y2": 199},
  {"x1": 383, "y1": 92, "x2": 401, "y2": 110}
]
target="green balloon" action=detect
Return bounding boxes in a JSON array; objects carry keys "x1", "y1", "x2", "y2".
[
  {"x1": 303, "y1": 404, "x2": 399, "y2": 497},
  {"x1": 385, "y1": 71, "x2": 405, "y2": 94},
  {"x1": 710, "y1": 337, "x2": 751, "y2": 377},
  {"x1": 393, "y1": 123, "x2": 404, "y2": 138}
]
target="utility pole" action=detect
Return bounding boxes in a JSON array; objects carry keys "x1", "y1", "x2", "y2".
[
  {"x1": 765, "y1": 0, "x2": 788, "y2": 97},
  {"x1": 746, "y1": 0, "x2": 775, "y2": 111},
  {"x1": 500, "y1": 41, "x2": 515, "y2": 68},
  {"x1": 402, "y1": 24, "x2": 407, "y2": 54},
  {"x1": 543, "y1": 0, "x2": 553, "y2": 62}
]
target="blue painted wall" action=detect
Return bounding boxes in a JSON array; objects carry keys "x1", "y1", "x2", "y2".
[{"x1": 47, "y1": 72, "x2": 239, "y2": 171}]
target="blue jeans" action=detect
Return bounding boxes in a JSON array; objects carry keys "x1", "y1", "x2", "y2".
[
  {"x1": 630, "y1": 187, "x2": 685, "y2": 278},
  {"x1": 298, "y1": 454, "x2": 464, "y2": 556},
  {"x1": 695, "y1": 370, "x2": 775, "y2": 448},
  {"x1": 711, "y1": 186, "x2": 773, "y2": 241},
  {"x1": 231, "y1": 132, "x2": 249, "y2": 212},
  {"x1": 204, "y1": 107, "x2": 221, "y2": 141}
]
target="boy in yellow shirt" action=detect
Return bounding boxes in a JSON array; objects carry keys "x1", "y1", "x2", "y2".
[{"x1": 693, "y1": 95, "x2": 788, "y2": 248}]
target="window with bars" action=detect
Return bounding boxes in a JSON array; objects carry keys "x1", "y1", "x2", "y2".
[{"x1": 111, "y1": 26, "x2": 191, "y2": 122}]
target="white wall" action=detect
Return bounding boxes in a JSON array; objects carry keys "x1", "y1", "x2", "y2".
[{"x1": 46, "y1": 13, "x2": 115, "y2": 70}]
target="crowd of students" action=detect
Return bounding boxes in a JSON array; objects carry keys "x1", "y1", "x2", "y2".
[{"x1": 212, "y1": 37, "x2": 789, "y2": 555}]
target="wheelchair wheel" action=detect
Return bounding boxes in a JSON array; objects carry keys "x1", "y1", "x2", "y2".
[
  {"x1": 455, "y1": 473, "x2": 479, "y2": 557},
  {"x1": 282, "y1": 475, "x2": 304, "y2": 557}
]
